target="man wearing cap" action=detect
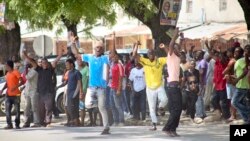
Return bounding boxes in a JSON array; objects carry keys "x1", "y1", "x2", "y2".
[{"x1": 70, "y1": 36, "x2": 116, "y2": 134}]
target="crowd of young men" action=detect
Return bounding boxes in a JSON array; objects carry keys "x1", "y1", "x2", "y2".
[{"x1": 1, "y1": 27, "x2": 250, "y2": 137}]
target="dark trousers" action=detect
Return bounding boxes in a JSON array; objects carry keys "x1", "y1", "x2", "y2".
[
  {"x1": 163, "y1": 87, "x2": 182, "y2": 132},
  {"x1": 67, "y1": 97, "x2": 79, "y2": 121},
  {"x1": 126, "y1": 87, "x2": 133, "y2": 115},
  {"x1": 52, "y1": 90, "x2": 59, "y2": 117},
  {"x1": 5, "y1": 96, "x2": 21, "y2": 127},
  {"x1": 132, "y1": 89, "x2": 146, "y2": 120},
  {"x1": 186, "y1": 90, "x2": 198, "y2": 119},
  {"x1": 212, "y1": 89, "x2": 231, "y2": 119},
  {"x1": 39, "y1": 94, "x2": 53, "y2": 124},
  {"x1": 182, "y1": 90, "x2": 188, "y2": 111}
]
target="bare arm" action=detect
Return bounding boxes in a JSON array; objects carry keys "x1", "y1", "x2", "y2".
[
  {"x1": 199, "y1": 68, "x2": 205, "y2": 85},
  {"x1": 159, "y1": 43, "x2": 168, "y2": 55},
  {"x1": 168, "y1": 28, "x2": 179, "y2": 56},
  {"x1": 52, "y1": 53, "x2": 63, "y2": 68},
  {"x1": 132, "y1": 42, "x2": 141, "y2": 61},
  {"x1": 222, "y1": 61, "x2": 234, "y2": 75},
  {"x1": 22, "y1": 51, "x2": 38, "y2": 69},
  {"x1": 106, "y1": 65, "x2": 110, "y2": 84},
  {"x1": 110, "y1": 32, "x2": 116, "y2": 56},
  {"x1": 78, "y1": 79, "x2": 84, "y2": 100}
]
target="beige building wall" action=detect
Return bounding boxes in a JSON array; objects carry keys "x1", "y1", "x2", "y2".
[{"x1": 179, "y1": 0, "x2": 245, "y2": 23}]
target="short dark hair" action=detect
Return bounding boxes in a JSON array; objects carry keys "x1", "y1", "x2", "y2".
[
  {"x1": 227, "y1": 47, "x2": 236, "y2": 54},
  {"x1": 244, "y1": 44, "x2": 250, "y2": 51},
  {"x1": 66, "y1": 58, "x2": 75, "y2": 68},
  {"x1": 6, "y1": 60, "x2": 14, "y2": 69},
  {"x1": 235, "y1": 47, "x2": 244, "y2": 57}
]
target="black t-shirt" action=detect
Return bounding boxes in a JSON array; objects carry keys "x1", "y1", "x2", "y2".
[{"x1": 35, "y1": 66, "x2": 54, "y2": 94}]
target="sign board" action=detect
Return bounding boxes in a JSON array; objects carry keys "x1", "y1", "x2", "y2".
[
  {"x1": 160, "y1": 0, "x2": 182, "y2": 26},
  {"x1": 0, "y1": 3, "x2": 6, "y2": 23},
  {"x1": 33, "y1": 35, "x2": 53, "y2": 57}
]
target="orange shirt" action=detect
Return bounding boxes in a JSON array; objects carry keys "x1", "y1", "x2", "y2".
[{"x1": 6, "y1": 70, "x2": 21, "y2": 96}]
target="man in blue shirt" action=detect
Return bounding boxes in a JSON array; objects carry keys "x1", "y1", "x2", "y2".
[
  {"x1": 65, "y1": 59, "x2": 83, "y2": 127},
  {"x1": 71, "y1": 37, "x2": 115, "y2": 134}
]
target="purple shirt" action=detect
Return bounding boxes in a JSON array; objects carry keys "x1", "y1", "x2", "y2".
[{"x1": 197, "y1": 59, "x2": 208, "y2": 85}]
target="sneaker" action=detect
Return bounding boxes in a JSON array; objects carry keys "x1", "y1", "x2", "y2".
[
  {"x1": 31, "y1": 124, "x2": 41, "y2": 128},
  {"x1": 4, "y1": 125, "x2": 13, "y2": 130},
  {"x1": 22, "y1": 124, "x2": 30, "y2": 128},
  {"x1": 15, "y1": 126, "x2": 21, "y2": 129},
  {"x1": 158, "y1": 107, "x2": 165, "y2": 116},
  {"x1": 101, "y1": 128, "x2": 110, "y2": 135},
  {"x1": 171, "y1": 131, "x2": 180, "y2": 137},
  {"x1": 118, "y1": 123, "x2": 125, "y2": 126},
  {"x1": 112, "y1": 123, "x2": 119, "y2": 127},
  {"x1": 149, "y1": 126, "x2": 157, "y2": 131},
  {"x1": 46, "y1": 124, "x2": 53, "y2": 127},
  {"x1": 163, "y1": 130, "x2": 174, "y2": 137}
]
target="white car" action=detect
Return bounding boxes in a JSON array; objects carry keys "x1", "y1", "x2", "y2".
[{"x1": 0, "y1": 56, "x2": 67, "y2": 116}]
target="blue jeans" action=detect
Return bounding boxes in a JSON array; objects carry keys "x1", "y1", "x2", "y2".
[
  {"x1": 110, "y1": 89, "x2": 125, "y2": 123},
  {"x1": 121, "y1": 89, "x2": 130, "y2": 113},
  {"x1": 196, "y1": 86, "x2": 206, "y2": 118},
  {"x1": 232, "y1": 88, "x2": 250, "y2": 122}
]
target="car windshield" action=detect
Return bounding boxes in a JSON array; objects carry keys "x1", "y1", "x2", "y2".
[{"x1": 0, "y1": 77, "x2": 5, "y2": 84}]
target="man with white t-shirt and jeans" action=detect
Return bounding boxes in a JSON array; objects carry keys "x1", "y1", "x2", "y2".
[{"x1": 129, "y1": 59, "x2": 146, "y2": 120}]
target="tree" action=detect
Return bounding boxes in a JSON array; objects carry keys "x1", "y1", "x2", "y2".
[
  {"x1": 238, "y1": 0, "x2": 250, "y2": 42},
  {"x1": 0, "y1": 1, "x2": 20, "y2": 61},
  {"x1": 0, "y1": 0, "x2": 117, "y2": 60},
  {"x1": 115, "y1": 0, "x2": 172, "y2": 55}
]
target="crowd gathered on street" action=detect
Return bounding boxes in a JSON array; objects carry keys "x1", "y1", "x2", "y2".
[{"x1": 0, "y1": 28, "x2": 250, "y2": 137}]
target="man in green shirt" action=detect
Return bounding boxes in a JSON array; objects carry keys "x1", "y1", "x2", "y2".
[
  {"x1": 77, "y1": 60, "x2": 89, "y2": 126},
  {"x1": 232, "y1": 45, "x2": 250, "y2": 124}
]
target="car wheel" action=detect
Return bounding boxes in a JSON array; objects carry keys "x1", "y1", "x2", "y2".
[
  {"x1": 56, "y1": 94, "x2": 65, "y2": 113},
  {"x1": 0, "y1": 97, "x2": 16, "y2": 116}
]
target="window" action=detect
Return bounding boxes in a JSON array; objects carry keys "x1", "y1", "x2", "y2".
[
  {"x1": 219, "y1": 0, "x2": 227, "y2": 11},
  {"x1": 186, "y1": 0, "x2": 193, "y2": 13}
]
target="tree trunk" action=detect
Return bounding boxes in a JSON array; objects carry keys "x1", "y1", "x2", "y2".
[
  {"x1": 61, "y1": 15, "x2": 78, "y2": 36},
  {"x1": 238, "y1": 0, "x2": 250, "y2": 43},
  {"x1": 0, "y1": 22, "x2": 21, "y2": 62},
  {"x1": 149, "y1": 15, "x2": 172, "y2": 57}
]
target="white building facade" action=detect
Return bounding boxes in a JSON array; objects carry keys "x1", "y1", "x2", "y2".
[{"x1": 179, "y1": 0, "x2": 245, "y2": 23}]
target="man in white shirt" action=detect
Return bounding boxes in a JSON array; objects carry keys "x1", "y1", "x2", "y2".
[
  {"x1": 23, "y1": 60, "x2": 40, "y2": 128},
  {"x1": 129, "y1": 59, "x2": 146, "y2": 120}
]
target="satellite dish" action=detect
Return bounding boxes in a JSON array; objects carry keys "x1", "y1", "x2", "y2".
[{"x1": 33, "y1": 35, "x2": 53, "y2": 57}]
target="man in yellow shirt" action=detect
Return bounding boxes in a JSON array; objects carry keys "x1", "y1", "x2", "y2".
[{"x1": 133, "y1": 42, "x2": 167, "y2": 131}]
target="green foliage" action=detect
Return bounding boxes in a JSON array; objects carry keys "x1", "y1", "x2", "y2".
[
  {"x1": 4, "y1": 0, "x2": 117, "y2": 30},
  {"x1": 2, "y1": 0, "x2": 161, "y2": 35}
]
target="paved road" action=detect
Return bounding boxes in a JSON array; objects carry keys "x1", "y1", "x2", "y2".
[{"x1": 0, "y1": 117, "x2": 229, "y2": 141}]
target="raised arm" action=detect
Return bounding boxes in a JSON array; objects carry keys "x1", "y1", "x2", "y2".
[
  {"x1": 180, "y1": 32, "x2": 187, "y2": 53},
  {"x1": 52, "y1": 50, "x2": 63, "y2": 68},
  {"x1": 132, "y1": 42, "x2": 141, "y2": 61},
  {"x1": 110, "y1": 32, "x2": 116, "y2": 56},
  {"x1": 22, "y1": 51, "x2": 38, "y2": 69},
  {"x1": 159, "y1": 43, "x2": 168, "y2": 55},
  {"x1": 168, "y1": 28, "x2": 179, "y2": 56}
]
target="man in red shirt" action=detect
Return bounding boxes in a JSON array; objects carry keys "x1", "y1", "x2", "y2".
[
  {"x1": 212, "y1": 52, "x2": 231, "y2": 120},
  {"x1": 0, "y1": 60, "x2": 23, "y2": 129},
  {"x1": 110, "y1": 53, "x2": 125, "y2": 126}
]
